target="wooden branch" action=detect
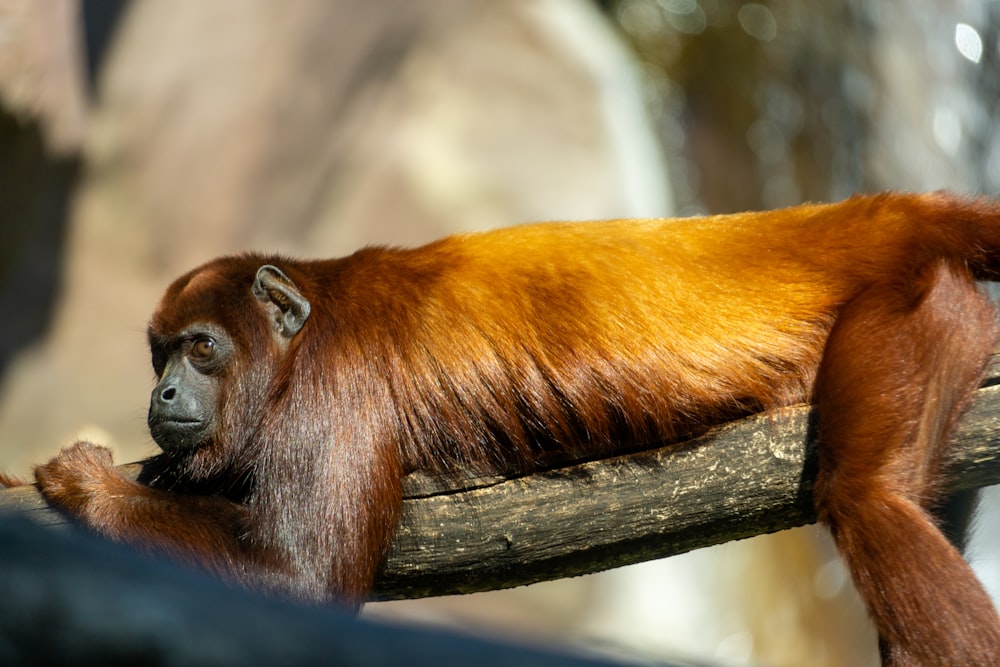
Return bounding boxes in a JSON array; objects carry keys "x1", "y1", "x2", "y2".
[{"x1": 5, "y1": 356, "x2": 1000, "y2": 602}]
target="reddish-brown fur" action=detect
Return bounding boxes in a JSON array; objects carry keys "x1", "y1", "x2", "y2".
[{"x1": 19, "y1": 191, "x2": 1000, "y2": 665}]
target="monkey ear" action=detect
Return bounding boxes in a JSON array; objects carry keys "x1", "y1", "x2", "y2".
[{"x1": 252, "y1": 265, "x2": 311, "y2": 339}]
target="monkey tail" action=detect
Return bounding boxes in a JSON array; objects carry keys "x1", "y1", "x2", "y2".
[{"x1": 906, "y1": 191, "x2": 1000, "y2": 281}]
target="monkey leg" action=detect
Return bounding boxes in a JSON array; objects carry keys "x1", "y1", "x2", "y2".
[{"x1": 813, "y1": 261, "x2": 1000, "y2": 667}]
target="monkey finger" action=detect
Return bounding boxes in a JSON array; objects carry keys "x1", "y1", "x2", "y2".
[{"x1": 0, "y1": 472, "x2": 28, "y2": 487}]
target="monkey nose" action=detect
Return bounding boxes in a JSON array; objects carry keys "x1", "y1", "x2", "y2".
[
  {"x1": 151, "y1": 382, "x2": 183, "y2": 412},
  {"x1": 149, "y1": 381, "x2": 202, "y2": 429}
]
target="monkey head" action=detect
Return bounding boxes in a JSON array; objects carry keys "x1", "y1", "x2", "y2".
[{"x1": 146, "y1": 259, "x2": 311, "y2": 458}]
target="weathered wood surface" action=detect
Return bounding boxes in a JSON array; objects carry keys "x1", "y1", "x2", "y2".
[{"x1": 4, "y1": 356, "x2": 1000, "y2": 601}]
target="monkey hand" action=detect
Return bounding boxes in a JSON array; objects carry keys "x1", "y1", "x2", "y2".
[{"x1": 35, "y1": 441, "x2": 120, "y2": 519}]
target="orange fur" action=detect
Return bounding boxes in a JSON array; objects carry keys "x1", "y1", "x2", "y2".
[{"x1": 32, "y1": 191, "x2": 1000, "y2": 663}]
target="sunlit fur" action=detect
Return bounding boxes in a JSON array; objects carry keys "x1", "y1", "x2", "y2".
[{"x1": 30, "y1": 191, "x2": 1000, "y2": 665}]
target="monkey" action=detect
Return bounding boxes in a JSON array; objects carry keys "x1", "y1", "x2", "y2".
[{"x1": 12, "y1": 191, "x2": 1000, "y2": 666}]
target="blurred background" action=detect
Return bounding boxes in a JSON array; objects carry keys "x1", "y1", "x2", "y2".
[{"x1": 1, "y1": 1, "x2": 998, "y2": 665}]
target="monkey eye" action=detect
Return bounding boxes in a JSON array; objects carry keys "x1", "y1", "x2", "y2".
[{"x1": 190, "y1": 336, "x2": 216, "y2": 361}]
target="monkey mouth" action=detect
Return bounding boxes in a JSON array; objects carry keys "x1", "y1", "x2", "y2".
[{"x1": 148, "y1": 418, "x2": 210, "y2": 452}]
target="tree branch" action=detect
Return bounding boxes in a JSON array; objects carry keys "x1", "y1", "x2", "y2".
[{"x1": 5, "y1": 357, "x2": 1000, "y2": 602}]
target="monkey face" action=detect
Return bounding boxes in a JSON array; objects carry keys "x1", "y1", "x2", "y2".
[
  {"x1": 147, "y1": 323, "x2": 233, "y2": 452},
  {"x1": 145, "y1": 260, "x2": 312, "y2": 456}
]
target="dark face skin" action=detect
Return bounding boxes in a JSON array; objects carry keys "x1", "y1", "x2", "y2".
[{"x1": 148, "y1": 323, "x2": 234, "y2": 452}]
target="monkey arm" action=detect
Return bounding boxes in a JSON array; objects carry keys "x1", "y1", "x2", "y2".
[{"x1": 35, "y1": 441, "x2": 251, "y2": 580}]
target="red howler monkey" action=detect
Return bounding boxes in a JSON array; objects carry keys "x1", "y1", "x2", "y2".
[{"x1": 13, "y1": 191, "x2": 1000, "y2": 666}]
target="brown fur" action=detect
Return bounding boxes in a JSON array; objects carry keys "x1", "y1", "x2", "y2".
[{"x1": 26, "y1": 191, "x2": 1000, "y2": 662}]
